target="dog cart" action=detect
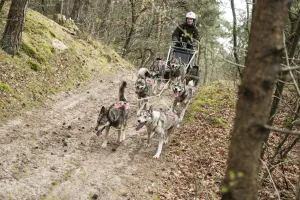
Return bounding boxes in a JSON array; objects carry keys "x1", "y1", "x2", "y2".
[{"x1": 164, "y1": 41, "x2": 200, "y2": 86}]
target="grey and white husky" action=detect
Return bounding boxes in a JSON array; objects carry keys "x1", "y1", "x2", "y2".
[
  {"x1": 95, "y1": 81, "x2": 129, "y2": 148},
  {"x1": 169, "y1": 57, "x2": 185, "y2": 82},
  {"x1": 135, "y1": 74, "x2": 154, "y2": 109},
  {"x1": 150, "y1": 58, "x2": 166, "y2": 93},
  {"x1": 172, "y1": 79, "x2": 192, "y2": 121},
  {"x1": 136, "y1": 104, "x2": 179, "y2": 158}
]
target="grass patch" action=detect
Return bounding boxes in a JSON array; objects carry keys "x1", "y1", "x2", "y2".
[
  {"x1": 184, "y1": 82, "x2": 235, "y2": 124},
  {"x1": 209, "y1": 116, "x2": 228, "y2": 127},
  {"x1": 27, "y1": 60, "x2": 43, "y2": 71},
  {"x1": 49, "y1": 30, "x2": 56, "y2": 38},
  {"x1": 21, "y1": 42, "x2": 37, "y2": 58},
  {"x1": 0, "y1": 83, "x2": 10, "y2": 93}
]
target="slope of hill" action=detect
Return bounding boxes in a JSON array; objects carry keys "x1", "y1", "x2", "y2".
[{"x1": 0, "y1": 5, "x2": 131, "y2": 120}]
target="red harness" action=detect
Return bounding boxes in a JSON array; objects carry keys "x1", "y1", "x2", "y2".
[
  {"x1": 146, "y1": 79, "x2": 154, "y2": 85},
  {"x1": 160, "y1": 110, "x2": 178, "y2": 120},
  {"x1": 114, "y1": 101, "x2": 130, "y2": 110}
]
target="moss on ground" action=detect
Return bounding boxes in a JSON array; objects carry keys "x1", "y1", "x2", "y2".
[
  {"x1": 0, "y1": 3, "x2": 130, "y2": 120},
  {"x1": 184, "y1": 82, "x2": 235, "y2": 126}
]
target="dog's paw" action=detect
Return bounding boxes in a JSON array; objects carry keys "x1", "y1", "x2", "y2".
[
  {"x1": 144, "y1": 143, "x2": 151, "y2": 148},
  {"x1": 101, "y1": 142, "x2": 108, "y2": 148},
  {"x1": 153, "y1": 154, "x2": 160, "y2": 159},
  {"x1": 164, "y1": 137, "x2": 169, "y2": 144},
  {"x1": 96, "y1": 130, "x2": 101, "y2": 136}
]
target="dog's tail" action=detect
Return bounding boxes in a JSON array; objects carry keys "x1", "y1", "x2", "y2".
[{"x1": 119, "y1": 81, "x2": 127, "y2": 101}]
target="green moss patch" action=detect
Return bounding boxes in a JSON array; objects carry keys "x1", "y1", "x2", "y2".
[
  {"x1": 184, "y1": 82, "x2": 236, "y2": 125},
  {"x1": 0, "y1": 83, "x2": 10, "y2": 93}
]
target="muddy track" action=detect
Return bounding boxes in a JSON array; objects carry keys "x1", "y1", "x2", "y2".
[{"x1": 0, "y1": 68, "x2": 179, "y2": 200}]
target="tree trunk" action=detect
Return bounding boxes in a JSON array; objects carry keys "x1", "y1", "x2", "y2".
[
  {"x1": 122, "y1": 0, "x2": 137, "y2": 57},
  {"x1": 71, "y1": 0, "x2": 81, "y2": 21},
  {"x1": 99, "y1": 0, "x2": 112, "y2": 36},
  {"x1": 2, "y1": 0, "x2": 28, "y2": 55},
  {"x1": 261, "y1": 10, "x2": 300, "y2": 158},
  {"x1": 231, "y1": 0, "x2": 242, "y2": 77},
  {"x1": 245, "y1": 0, "x2": 250, "y2": 35},
  {"x1": 203, "y1": 48, "x2": 208, "y2": 85},
  {"x1": 41, "y1": 0, "x2": 46, "y2": 14},
  {"x1": 221, "y1": 0, "x2": 290, "y2": 199},
  {"x1": 0, "y1": 0, "x2": 6, "y2": 13},
  {"x1": 297, "y1": 150, "x2": 300, "y2": 200}
]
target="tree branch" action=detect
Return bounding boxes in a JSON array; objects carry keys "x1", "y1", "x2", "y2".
[{"x1": 263, "y1": 124, "x2": 300, "y2": 136}]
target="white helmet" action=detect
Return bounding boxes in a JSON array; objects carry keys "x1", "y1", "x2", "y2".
[{"x1": 186, "y1": 12, "x2": 196, "y2": 19}]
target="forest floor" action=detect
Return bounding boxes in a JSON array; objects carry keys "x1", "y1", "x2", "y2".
[{"x1": 0, "y1": 67, "x2": 299, "y2": 200}]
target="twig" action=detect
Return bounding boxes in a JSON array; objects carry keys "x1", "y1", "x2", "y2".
[
  {"x1": 283, "y1": 33, "x2": 300, "y2": 97},
  {"x1": 281, "y1": 65, "x2": 300, "y2": 71},
  {"x1": 260, "y1": 158, "x2": 281, "y2": 199},
  {"x1": 205, "y1": 47, "x2": 246, "y2": 69},
  {"x1": 263, "y1": 124, "x2": 300, "y2": 136}
]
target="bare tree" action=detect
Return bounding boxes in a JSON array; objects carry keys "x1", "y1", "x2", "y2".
[
  {"x1": 71, "y1": 0, "x2": 82, "y2": 21},
  {"x1": 99, "y1": 0, "x2": 112, "y2": 37},
  {"x1": 122, "y1": 0, "x2": 147, "y2": 57},
  {"x1": 2, "y1": 0, "x2": 29, "y2": 55},
  {"x1": 0, "y1": 0, "x2": 6, "y2": 13},
  {"x1": 203, "y1": 48, "x2": 208, "y2": 85},
  {"x1": 261, "y1": 9, "x2": 300, "y2": 159},
  {"x1": 230, "y1": 0, "x2": 242, "y2": 77},
  {"x1": 296, "y1": 145, "x2": 300, "y2": 200},
  {"x1": 222, "y1": 0, "x2": 290, "y2": 199}
]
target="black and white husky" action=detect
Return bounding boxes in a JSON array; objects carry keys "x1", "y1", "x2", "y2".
[{"x1": 95, "y1": 81, "x2": 129, "y2": 148}]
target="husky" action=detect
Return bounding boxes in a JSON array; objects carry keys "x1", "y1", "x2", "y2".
[
  {"x1": 95, "y1": 81, "x2": 129, "y2": 148},
  {"x1": 136, "y1": 104, "x2": 179, "y2": 158},
  {"x1": 137, "y1": 67, "x2": 151, "y2": 79},
  {"x1": 135, "y1": 75, "x2": 154, "y2": 109},
  {"x1": 150, "y1": 58, "x2": 166, "y2": 93},
  {"x1": 169, "y1": 57, "x2": 185, "y2": 83},
  {"x1": 172, "y1": 79, "x2": 192, "y2": 121}
]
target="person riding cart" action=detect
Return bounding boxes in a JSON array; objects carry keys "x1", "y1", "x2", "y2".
[
  {"x1": 163, "y1": 11, "x2": 200, "y2": 86},
  {"x1": 172, "y1": 11, "x2": 199, "y2": 50}
]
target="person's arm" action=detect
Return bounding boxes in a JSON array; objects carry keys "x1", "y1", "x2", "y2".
[
  {"x1": 172, "y1": 25, "x2": 183, "y2": 41},
  {"x1": 193, "y1": 27, "x2": 199, "y2": 42}
]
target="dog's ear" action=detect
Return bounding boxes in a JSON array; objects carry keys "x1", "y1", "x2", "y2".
[
  {"x1": 182, "y1": 79, "x2": 186, "y2": 85},
  {"x1": 170, "y1": 56, "x2": 174, "y2": 62},
  {"x1": 141, "y1": 102, "x2": 147, "y2": 111},
  {"x1": 100, "y1": 106, "x2": 106, "y2": 114},
  {"x1": 148, "y1": 105, "x2": 153, "y2": 113}
]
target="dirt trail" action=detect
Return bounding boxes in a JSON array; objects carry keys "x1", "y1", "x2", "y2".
[{"x1": 0, "y1": 67, "x2": 178, "y2": 200}]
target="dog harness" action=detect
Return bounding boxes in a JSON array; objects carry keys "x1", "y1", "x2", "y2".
[
  {"x1": 165, "y1": 110, "x2": 178, "y2": 120},
  {"x1": 114, "y1": 101, "x2": 129, "y2": 110},
  {"x1": 159, "y1": 61, "x2": 165, "y2": 66},
  {"x1": 146, "y1": 79, "x2": 154, "y2": 85},
  {"x1": 179, "y1": 90, "x2": 189, "y2": 102}
]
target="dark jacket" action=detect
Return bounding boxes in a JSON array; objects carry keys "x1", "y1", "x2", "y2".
[{"x1": 172, "y1": 22, "x2": 199, "y2": 43}]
